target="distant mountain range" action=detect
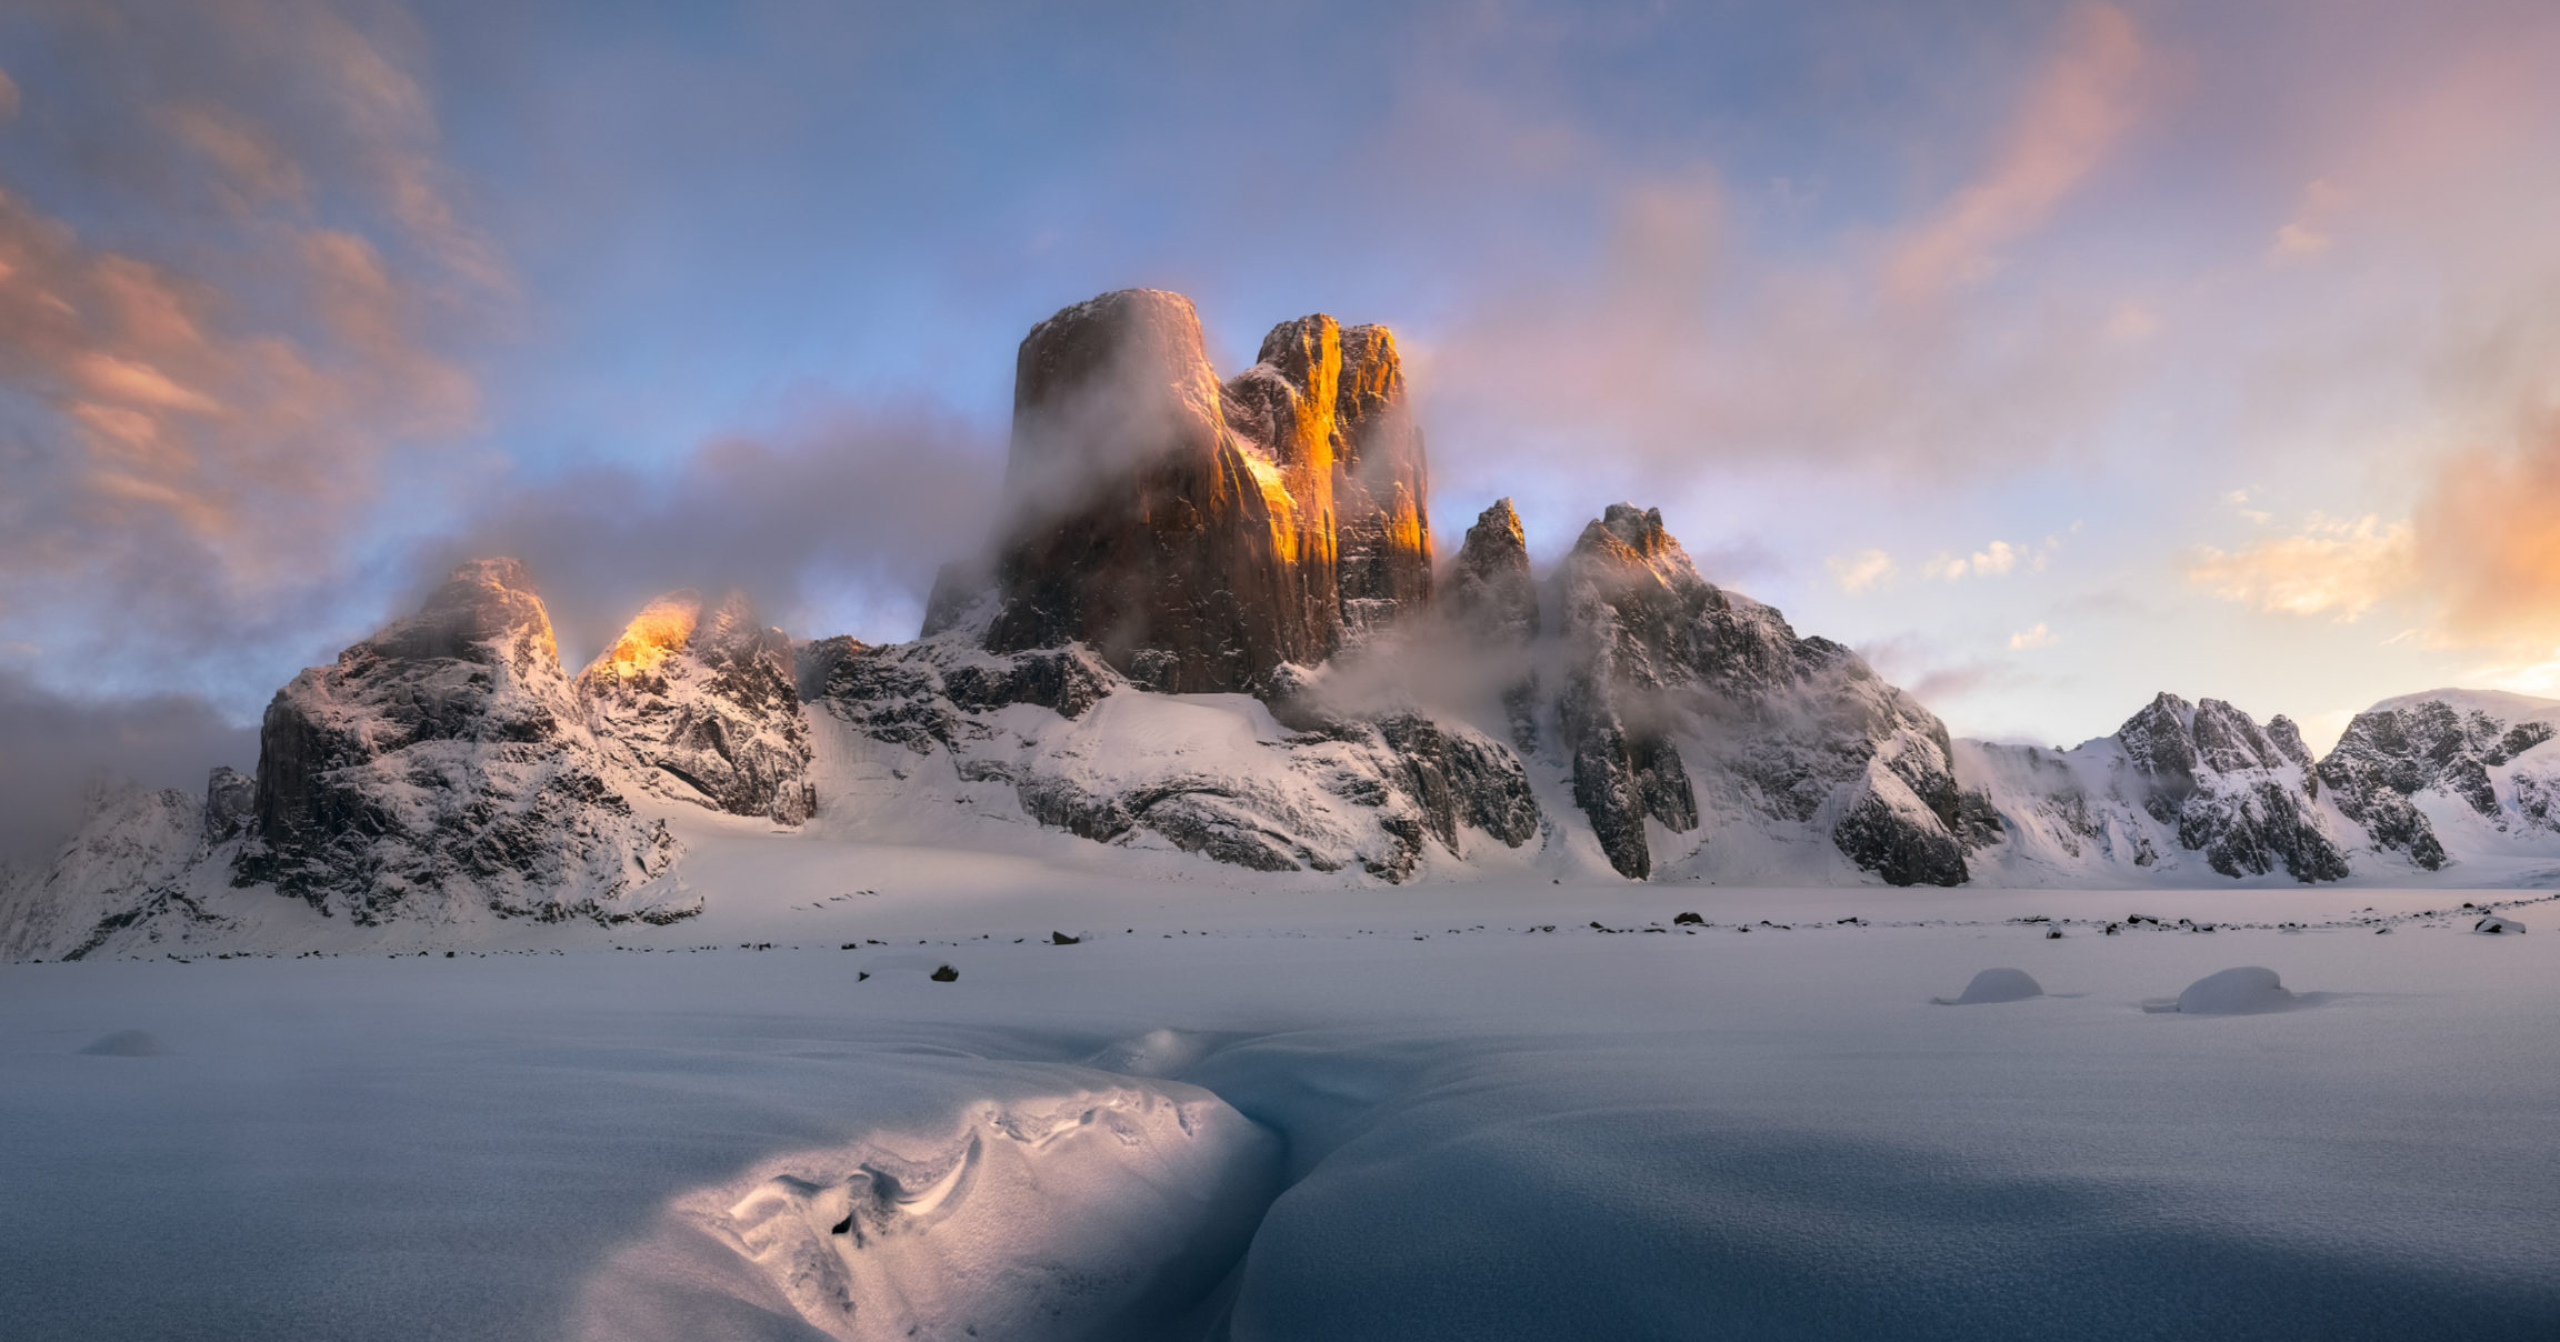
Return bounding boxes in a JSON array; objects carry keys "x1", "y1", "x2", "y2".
[{"x1": 9, "y1": 288, "x2": 2558, "y2": 961}]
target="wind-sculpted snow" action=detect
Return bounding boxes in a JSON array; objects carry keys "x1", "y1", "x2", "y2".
[
  {"x1": 586, "y1": 1083, "x2": 1279, "y2": 1342},
  {"x1": 8, "y1": 877, "x2": 2560, "y2": 1338},
  {"x1": 2143, "y1": 965, "x2": 2315, "y2": 1015}
]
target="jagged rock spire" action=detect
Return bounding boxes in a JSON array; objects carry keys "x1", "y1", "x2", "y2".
[{"x1": 980, "y1": 289, "x2": 1434, "y2": 693}]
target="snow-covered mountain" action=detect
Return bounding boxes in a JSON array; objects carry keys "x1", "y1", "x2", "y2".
[
  {"x1": 13, "y1": 287, "x2": 2560, "y2": 960},
  {"x1": 233, "y1": 557, "x2": 691, "y2": 927},
  {"x1": 1958, "y1": 694, "x2": 2344, "y2": 885},
  {"x1": 1546, "y1": 503, "x2": 1973, "y2": 885},
  {"x1": 2317, "y1": 689, "x2": 2560, "y2": 869}
]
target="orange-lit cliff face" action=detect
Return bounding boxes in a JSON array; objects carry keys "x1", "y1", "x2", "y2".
[
  {"x1": 984, "y1": 289, "x2": 1433, "y2": 693},
  {"x1": 583, "y1": 591, "x2": 706, "y2": 684},
  {"x1": 577, "y1": 588, "x2": 816, "y2": 825}
]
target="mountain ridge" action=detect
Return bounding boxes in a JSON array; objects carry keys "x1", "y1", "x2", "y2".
[{"x1": 9, "y1": 287, "x2": 2560, "y2": 960}]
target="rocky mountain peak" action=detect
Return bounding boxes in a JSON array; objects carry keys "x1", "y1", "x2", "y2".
[
  {"x1": 1248, "y1": 313, "x2": 1343, "y2": 461},
  {"x1": 582, "y1": 590, "x2": 783, "y2": 687},
  {"x1": 2265, "y1": 715, "x2": 2315, "y2": 774},
  {"x1": 1445, "y1": 498, "x2": 1539, "y2": 643},
  {"x1": 1443, "y1": 497, "x2": 1542, "y2": 750},
  {"x1": 584, "y1": 589, "x2": 708, "y2": 684},
  {"x1": 1009, "y1": 288, "x2": 1225, "y2": 439},
  {"x1": 1580, "y1": 503, "x2": 1677, "y2": 563},
  {"x1": 357, "y1": 557, "x2": 559, "y2": 675},
  {"x1": 2116, "y1": 693, "x2": 2199, "y2": 788},
  {"x1": 1226, "y1": 313, "x2": 1345, "y2": 650},
  {"x1": 235, "y1": 560, "x2": 687, "y2": 926},
  {"x1": 1551, "y1": 502, "x2": 1970, "y2": 885},
  {"x1": 2118, "y1": 693, "x2": 2313, "y2": 793},
  {"x1": 1985, "y1": 690, "x2": 2344, "y2": 883}
]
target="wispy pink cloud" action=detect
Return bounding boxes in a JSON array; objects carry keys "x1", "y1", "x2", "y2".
[{"x1": 1886, "y1": 4, "x2": 2146, "y2": 301}]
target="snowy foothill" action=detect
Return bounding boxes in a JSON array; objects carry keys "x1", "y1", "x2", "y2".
[{"x1": 5, "y1": 851, "x2": 2559, "y2": 1340}]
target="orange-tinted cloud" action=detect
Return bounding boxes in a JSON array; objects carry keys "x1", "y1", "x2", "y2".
[
  {"x1": 2186, "y1": 515, "x2": 2417, "y2": 622},
  {"x1": 2415, "y1": 419, "x2": 2560, "y2": 647}
]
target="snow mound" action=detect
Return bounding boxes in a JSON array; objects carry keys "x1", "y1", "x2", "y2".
[
  {"x1": 75, "y1": 1029, "x2": 165, "y2": 1057},
  {"x1": 1932, "y1": 968, "x2": 2044, "y2": 1005},
  {"x1": 2474, "y1": 914, "x2": 2526, "y2": 935},
  {"x1": 2152, "y1": 966, "x2": 2300, "y2": 1015},
  {"x1": 598, "y1": 1082, "x2": 1279, "y2": 1341}
]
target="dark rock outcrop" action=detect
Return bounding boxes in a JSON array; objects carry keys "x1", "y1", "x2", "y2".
[
  {"x1": 202, "y1": 766, "x2": 255, "y2": 844},
  {"x1": 1444, "y1": 498, "x2": 1540, "y2": 643},
  {"x1": 792, "y1": 634, "x2": 868, "y2": 703},
  {"x1": 234, "y1": 559, "x2": 689, "y2": 926},
  {"x1": 579, "y1": 590, "x2": 816, "y2": 825}
]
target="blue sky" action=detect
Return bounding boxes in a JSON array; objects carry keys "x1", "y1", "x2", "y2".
[{"x1": 5, "y1": 0, "x2": 2560, "y2": 837}]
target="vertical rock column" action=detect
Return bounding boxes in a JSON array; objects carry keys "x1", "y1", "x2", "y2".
[{"x1": 1334, "y1": 324, "x2": 1433, "y2": 636}]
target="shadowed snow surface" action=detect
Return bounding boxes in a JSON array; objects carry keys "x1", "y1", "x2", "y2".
[{"x1": 4, "y1": 879, "x2": 2558, "y2": 1340}]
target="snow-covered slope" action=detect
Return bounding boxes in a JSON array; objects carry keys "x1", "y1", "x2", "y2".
[
  {"x1": 812, "y1": 616, "x2": 1539, "y2": 883},
  {"x1": 0, "y1": 781, "x2": 227, "y2": 961}
]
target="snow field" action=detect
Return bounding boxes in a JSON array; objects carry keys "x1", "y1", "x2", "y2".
[{"x1": 6, "y1": 879, "x2": 2557, "y2": 1339}]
